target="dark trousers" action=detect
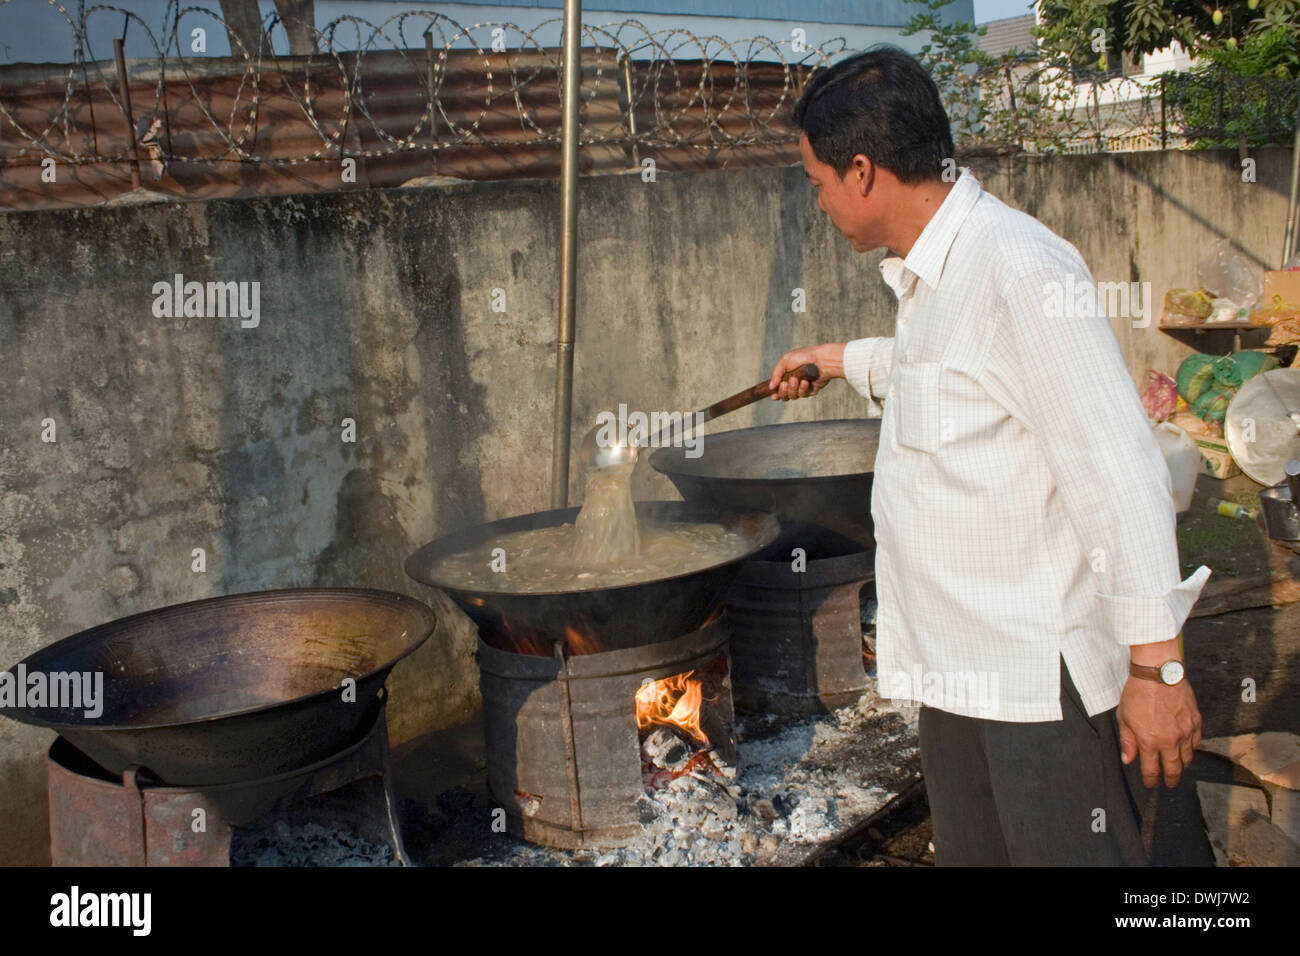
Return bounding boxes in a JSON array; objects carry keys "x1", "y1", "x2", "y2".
[{"x1": 918, "y1": 658, "x2": 1152, "y2": 866}]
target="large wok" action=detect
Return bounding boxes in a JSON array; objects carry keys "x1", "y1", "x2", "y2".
[
  {"x1": 0, "y1": 588, "x2": 435, "y2": 785},
  {"x1": 405, "y1": 501, "x2": 779, "y2": 653},
  {"x1": 650, "y1": 419, "x2": 880, "y2": 548}
]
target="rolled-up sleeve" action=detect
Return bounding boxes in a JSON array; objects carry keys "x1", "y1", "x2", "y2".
[
  {"x1": 995, "y1": 253, "x2": 1210, "y2": 646},
  {"x1": 843, "y1": 337, "x2": 894, "y2": 417}
]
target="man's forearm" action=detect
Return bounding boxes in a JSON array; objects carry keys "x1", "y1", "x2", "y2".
[{"x1": 1129, "y1": 635, "x2": 1182, "y2": 665}]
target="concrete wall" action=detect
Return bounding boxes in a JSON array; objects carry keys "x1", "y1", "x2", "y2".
[{"x1": 0, "y1": 147, "x2": 1291, "y2": 864}]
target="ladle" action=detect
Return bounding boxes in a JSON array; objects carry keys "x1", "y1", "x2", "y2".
[{"x1": 577, "y1": 363, "x2": 820, "y2": 470}]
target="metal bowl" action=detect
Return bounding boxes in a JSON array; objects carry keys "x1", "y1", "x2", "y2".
[
  {"x1": 1260, "y1": 484, "x2": 1300, "y2": 541},
  {"x1": 0, "y1": 588, "x2": 436, "y2": 785},
  {"x1": 650, "y1": 419, "x2": 880, "y2": 548}
]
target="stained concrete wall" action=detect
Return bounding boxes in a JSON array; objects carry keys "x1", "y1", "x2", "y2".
[{"x1": 0, "y1": 147, "x2": 1291, "y2": 864}]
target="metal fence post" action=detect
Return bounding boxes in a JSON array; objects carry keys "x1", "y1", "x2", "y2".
[
  {"x1": 425, "y1": 29, "x2": 438, "y2": 174},
  {"x1": 112, "y1": 37, "x2": 141, "y2": 190}
]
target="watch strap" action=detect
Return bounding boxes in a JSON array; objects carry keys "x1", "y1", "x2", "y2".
[
  {"x1": 1129, "y1": 661, "x2": 1163, "y2": 682},
  {"x1": 1129, "y1": 660, "x2": 1182, "y2": 684}
]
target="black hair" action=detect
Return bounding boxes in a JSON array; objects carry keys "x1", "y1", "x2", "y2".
[{"x1": 792, "y1": 46, "x2": 954, "y2": 183}]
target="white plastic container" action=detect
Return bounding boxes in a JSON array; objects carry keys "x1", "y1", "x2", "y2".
[{"x1": 1153, "y1": 422, "x2": 1199, "y2": 514}]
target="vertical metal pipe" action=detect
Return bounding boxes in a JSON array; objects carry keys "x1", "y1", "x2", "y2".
[
  {"x1": 550, "y1": 0, "x2": 582, "y2": 509},
  {"x1": 113, "y1": 37, "x2": 141, "y2": 190},
  {"x1": 621, "y1": 53, "x2": 639, "y2": 167},
  {"x1": 425, "y1": 29, "x2": 439, "y2": 174}
]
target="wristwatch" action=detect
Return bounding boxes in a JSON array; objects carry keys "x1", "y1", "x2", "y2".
[{"x1": 1129, "y1": 659, "x2": 1186, "y2": 686}]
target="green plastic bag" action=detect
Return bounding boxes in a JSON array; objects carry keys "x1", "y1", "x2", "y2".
[{"x1": 1175, "y1": 351, "x2": 1279, "y2": 422}]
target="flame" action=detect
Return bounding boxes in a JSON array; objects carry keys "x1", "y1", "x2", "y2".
[
  {"x1": 491, "y1": 615, "x2": 604, "y2": 657},
  {"x1": 497, "y1": 615, "x2": 551, "y2": 656},
  {"x1": 563, "y1": 625, "x2": 602, "y2": 656},
  {"x1": 635, "y1": 671, "x2": 707, "y2": 744},
  {"x1": 699, "y1": 604, "x2": 723, "y2": 628}
]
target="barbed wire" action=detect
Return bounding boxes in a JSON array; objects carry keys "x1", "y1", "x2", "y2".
[
  {"x1": 1, "y1": 0, "x2": 1295, "y2": 179},
  {"x1": 0, "y1": 0, "x2": 845, "y2": 169},
  {"x1": 954, "y1": 56, "x2": 1297, "y2": 154}
]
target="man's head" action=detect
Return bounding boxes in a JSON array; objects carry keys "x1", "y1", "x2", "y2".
[{"x1": 793, "y1": 47, "x2": 955, "y2": 252}]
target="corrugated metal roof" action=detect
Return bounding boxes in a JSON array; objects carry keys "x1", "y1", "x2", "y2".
[
  {"x1": 0, "y1": 46, "x2": 808, "y2": 211},
  {"x1": 340, "y1": 0, "x2": 976, "y2": 28},
  {"x1": 978, "y1": 14, "x2": 1037, "y2": 60}
]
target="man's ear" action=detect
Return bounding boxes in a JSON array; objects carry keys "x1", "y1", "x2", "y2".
[{"x1": 851, "y1": 154, "x2": 874, "y2": 197}]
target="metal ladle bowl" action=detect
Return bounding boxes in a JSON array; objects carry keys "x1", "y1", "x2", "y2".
[{"x1": 577, "y1": 423, "x2": 638, "y2": 470}]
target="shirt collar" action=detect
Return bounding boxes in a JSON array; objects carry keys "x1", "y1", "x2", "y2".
[{"x1": 879, "y1": 168, "x2": 982, "y2": 297}]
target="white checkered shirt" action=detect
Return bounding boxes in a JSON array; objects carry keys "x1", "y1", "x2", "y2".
[{"x1": 843, "y1": 169, "x2": 1211, "y2": 722}]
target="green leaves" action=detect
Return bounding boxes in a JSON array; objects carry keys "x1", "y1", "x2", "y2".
[{"x1": 1038, "y1": 0, "x2": 1300, "y2": 65}]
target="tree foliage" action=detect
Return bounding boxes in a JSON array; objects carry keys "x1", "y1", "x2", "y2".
[
  {"x1": 902, "y1": 0, "x2": 994, "y2": 137},
  {"x1": 1036, "y1": 0, "x2": 1300, "y2": 75}
]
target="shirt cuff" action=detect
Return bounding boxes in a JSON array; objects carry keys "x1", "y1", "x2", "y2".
[
  {"x1": 1095, "y1": 564, "x2": 1212, "y2": 646},
  {"x1": 843, "y1": 337, "x2": 890, "y2": 416}
]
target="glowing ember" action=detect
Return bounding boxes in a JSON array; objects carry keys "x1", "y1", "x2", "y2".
[
  {"x1": 563, "y1": 625, "x2": 602, "y2": 657},
  {"x1": 635, "y1": 671, "x2": 707, "y2": 744},
  {"x1": 498, "y1": 617, "x2": 551, "y2": 657}
]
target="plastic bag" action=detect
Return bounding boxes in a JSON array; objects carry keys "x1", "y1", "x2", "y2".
[
  {"x1": 1141, "y1": 370, "x2": 1178, "y2": 422},
  {"x1": 1207, "y1": 297, "x2": 1248, "y2": 323},
  {"x1": 1197, "y1": 239, "x2": 1261, "y2": 309},
  {"x1": 1175, "y1": 351, "x2": 1279, "y2": 422},
  {"x1": 1265, "y1": 318, "x2": 1300, "y2": 347},
  {"x1": 1249, "y1": 296, "x2": 1300, "y2": 326},
  {"x1": 1162, "y1": 288, "x2": 1213, "y2": 326}
]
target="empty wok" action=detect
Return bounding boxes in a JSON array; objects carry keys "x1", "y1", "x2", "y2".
[
  {"x1": 650, "y1": 419, "x2": 880, "y2": 548},
  {"x1": 0, "y1": 588, "x2": 436, "y2": 785}
]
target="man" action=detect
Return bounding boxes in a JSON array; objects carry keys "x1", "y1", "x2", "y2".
[{"x1": 769, "y1": 47, "x2": 1211, "y2": 866}]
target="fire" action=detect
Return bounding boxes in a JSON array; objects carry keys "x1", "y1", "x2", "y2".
[
  {"x1": 497, "y1": 616, "x2": 551, "y2": 656},
  {"x1": 635, "y1": 671, "x2": 707, "y2": 744},
  {"x1": 490, "y1": 615, "x2": 605, "y2": 657},
  {"x1": 563, "y1": 625, "x2": 602, "y2": 656}
]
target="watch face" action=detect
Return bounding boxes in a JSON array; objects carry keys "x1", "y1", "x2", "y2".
[{"x1": 1160, "y1": 660, "x2": 1185, "y2": 685}]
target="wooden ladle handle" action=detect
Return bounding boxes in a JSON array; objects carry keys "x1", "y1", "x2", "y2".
[{"x1": 700, "y1": 363, "x2": 821, "y2": 422}]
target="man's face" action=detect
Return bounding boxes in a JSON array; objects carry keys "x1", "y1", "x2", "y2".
[{"x1": 799, "y1": 132, "x2": 876, "y2": 253}]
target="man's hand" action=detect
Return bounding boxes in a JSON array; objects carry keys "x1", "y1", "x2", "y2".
[
  {"x1": 769, "y1": 343, "x2": 846, "y2": 401},
  {"x1": 1117, "y1": 674, "x2": 1202, "y2": 789}
]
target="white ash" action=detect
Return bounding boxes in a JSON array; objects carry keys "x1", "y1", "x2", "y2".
[{"x1": 459, "y1": 678, "x2": 920, "y2": 867}]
